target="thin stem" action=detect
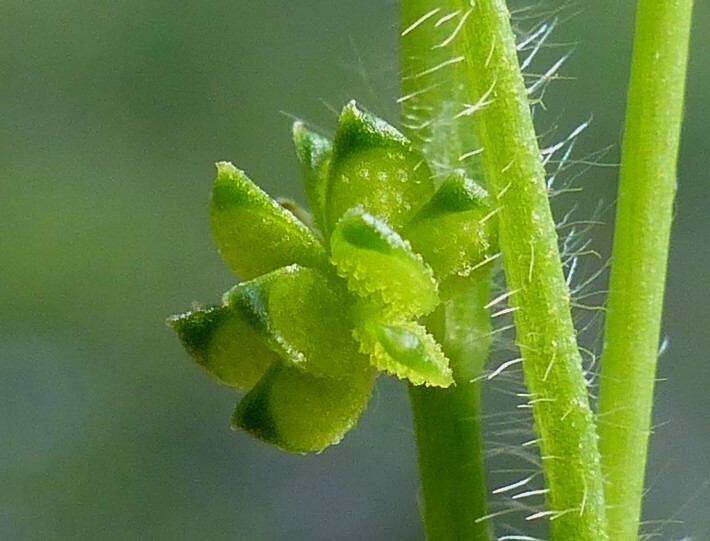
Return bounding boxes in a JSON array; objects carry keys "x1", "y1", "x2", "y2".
[
  {"x1": 410, "y1": 283, "x2": 492, "y2": 541},
  {"x1": 401, "y1": 0, "x2": 481, "y2": 177},
  {"x1": 401, "y1": 3, "x2": 493, "y2": 538},
  {"x1": 597, "y1": 1, "x2": 694, "y2": 539},
  {"x1": 452, "y1": 1, "x2": 607, "y2": 539}
]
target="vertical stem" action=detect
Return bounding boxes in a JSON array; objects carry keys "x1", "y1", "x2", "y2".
[
  {"x1": 410, "y1": 283, "x2": 492, "y2": 541},
  {"x1": 401, "y1": 2, "x2": 493, "y2": 539},
  {"x1": 597, "y1": 1, "x2": 694, "y2": 539},
  {"x1": 451, "y1": 1, "x2": 608, "y2": 539},
  {"x1": 401, "y1": 0, "x2": 480, "y2": 178}
]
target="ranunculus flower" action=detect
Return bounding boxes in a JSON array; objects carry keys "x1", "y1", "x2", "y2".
[{"x1": 169, "y1": 101, "x2": 495, "y2": 453}]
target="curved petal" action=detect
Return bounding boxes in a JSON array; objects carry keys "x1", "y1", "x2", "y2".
[
  {"x1": 233, "y1": 361, "x2": 376, "y2": 454},
  {"x1": 404, "y1": 171, "x2": 497, "y2": 295},
  {"x1": 355, "y1": 319, "x2": 453, "y2": 388},
  {"x1": 211, "y1": 162, "x2": 327, "y2": 280},
  {"x1": 168, "y1": 304, "x2": 277, "y2": 390},
  {"x1": 224, "y1": 265, "x2": 368, "y2": 379},
  {"x1": 330, "y1": 209, "x2": 438, "y2": 319},
  {"x1": 292, "y1": 121, "x2": 332, "y2": 235},
  {"x1": 324, "y1": 101, "x2": 435, "y2": 233}
]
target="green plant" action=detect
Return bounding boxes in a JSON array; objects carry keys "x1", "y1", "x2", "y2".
[{"x1": 168, "y1": 0, "x2": 693, "y2": 539}]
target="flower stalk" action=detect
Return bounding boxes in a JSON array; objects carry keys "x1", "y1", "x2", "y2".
[
  {"x1": 401, "y1": 2, "x2": 495, "y2": 538},
  {"x1": 408, "y1": 282, "x2": 493, "y2": 540},
  {"x1": 597, "y1": 1, "x2": 694, "y2": 539}
]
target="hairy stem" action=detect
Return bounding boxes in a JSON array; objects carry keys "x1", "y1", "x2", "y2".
[
  {"x1": 449, "y1": 1, "x2": 608, "y2": 538},
  {"x1": 597, "y1": 1, "x2": 694, "y2": 539},
  {"x1": 409, "y1": 283, "x2": 492, "y2": 541},
  {"x1": 401, "y1": 0, "x2": 480, "y2": 176},
  {"x1": 401, "y1": 3, "x2": 493, "y2": 538}
]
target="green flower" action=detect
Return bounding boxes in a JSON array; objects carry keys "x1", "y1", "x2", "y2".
[{"x1": 168, "y1": 101, "x2": 495, "y2": 453}]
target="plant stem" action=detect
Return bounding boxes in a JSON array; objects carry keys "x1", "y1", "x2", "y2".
[
  {"x1": 597, "y1": 1, "x2": 694, "y2": 539},
  {"x1": 410, "y1": 283, "x2": 492, "y2": 541},
  {"x1": 401, "y1": 3, "x2": 493, "y2": 539},
  {"x1": 401, "y1": 0, "x2": 480, "y2": 177},
  {"x1": 449, "y1": 1, "x2": 607, "y2": 538}
]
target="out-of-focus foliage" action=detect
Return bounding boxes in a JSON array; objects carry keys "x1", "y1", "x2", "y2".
[{"x1": 1, "y1": 1, "x2": 708, "y2": 539}]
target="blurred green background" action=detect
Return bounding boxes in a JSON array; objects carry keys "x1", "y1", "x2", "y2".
[{"x1": 1, "y1": 1, "x2": 708, "y2": 539}]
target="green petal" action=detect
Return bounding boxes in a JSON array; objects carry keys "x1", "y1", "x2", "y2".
[
  {"x1": 356, "y1": 320, "x2": 453, "y2": 388},
  {"x1": 292, "y1": 122, "x2": 332, "y2": 234},
  {"x1": 211, "y1": 162, "x2": 327, "y2": 280},
  {"x1": 324, "y1": 101, "x2": 435, "y2": 233},
  {"x1": 233, "y1": 362, "x2": 376, "y2": 453},
  {"x1": 224, "y1": 265, "x2": 368, "y2": 379},
  {"x1": 404, "y1": 171, "x2": 497, "y2": 292},
  {"x1": 168, "y1": 304, "x2": 277, "y2": 390},
  {"x1": 330, "y1": 209, "x2": 438, "y2": 318}
]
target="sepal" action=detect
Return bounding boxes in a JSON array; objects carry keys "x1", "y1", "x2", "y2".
[
  {"x1": 211, "y1": 162, "x2": 327, "y2": 279},
  {"x1": 404, "y1": 171, "x2": 496, "y2": 293},
  {"x1": 324, "y1": 101, "x2": 435, "y2": 232},
  {"x1": 233, "y1": 362, "x2": 376, "y2": 454},
  {"x1": 292, "y1": 122, "x2": 332, "y2": 234},
  {"x1": 224, "y1": 265, "x2": 368, "y2": 379},
  {"x1": 167, "y1": 304, "x2": 277, "y2": 390},
  {"x1": 355, "y1": 319, "x2": 453, "y2": 388},
  {"x1": 330, "y1": 209, "x2": 439, "y2": 319}
]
